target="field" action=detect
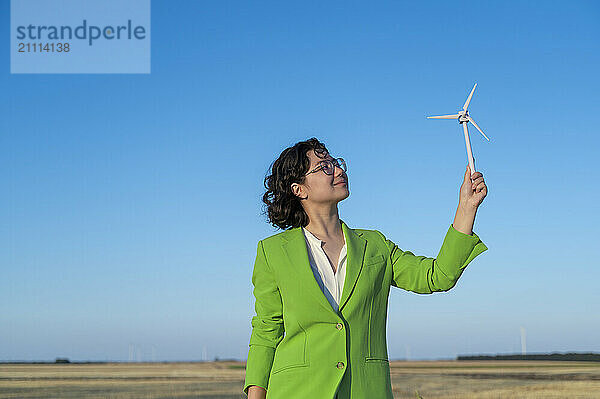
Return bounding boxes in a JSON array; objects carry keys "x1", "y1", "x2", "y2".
[{"x1": 1, "y1": 360, "x2": 599, "y2": 398}]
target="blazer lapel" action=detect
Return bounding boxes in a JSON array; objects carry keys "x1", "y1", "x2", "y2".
[
  {"x1": 338, "y1": 220, "x2": 367, "y2": 312},
  {"x1": 280, "y1": 219, "x2": 367, "y2": 315},
  {"x1": 281, "y1": 227, "x2": 334, "y2": 315}
]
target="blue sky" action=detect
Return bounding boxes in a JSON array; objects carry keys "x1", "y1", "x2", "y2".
[{"x1": 1, "y1": 0, "x2": 599, "y2": 362}]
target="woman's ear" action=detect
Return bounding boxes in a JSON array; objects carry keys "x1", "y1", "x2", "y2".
[{"x1": 291, "y1": 183, "x2": 307, "y2": 200}]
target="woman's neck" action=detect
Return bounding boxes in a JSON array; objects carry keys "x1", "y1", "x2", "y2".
[{"x1": 304, "y1": 213, "x2": 342, "y2": 241}]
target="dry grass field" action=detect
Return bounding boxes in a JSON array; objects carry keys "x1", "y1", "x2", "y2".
[{"x1": 1, "y1": 360, "x2": 599, "y2": 398}]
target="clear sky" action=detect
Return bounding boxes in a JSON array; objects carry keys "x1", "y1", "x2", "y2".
[{"x1": 1, "y1": 0, "x2": 599, "y2": 362}]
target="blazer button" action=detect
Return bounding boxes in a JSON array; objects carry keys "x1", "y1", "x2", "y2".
[
  {"x1": 336, "y1": 323, "x2": 343, "y2": 330},
  {"x1": 336, "y1": 362, "x2": 345, "y2": 369}
]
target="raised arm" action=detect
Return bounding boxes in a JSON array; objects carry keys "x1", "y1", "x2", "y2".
[
  {"x1": 376, "y1": 224, "x2": 488, "y2": 294},
  {"x1": 243, "y1": 240, "x2": 285, "y2": 397}
]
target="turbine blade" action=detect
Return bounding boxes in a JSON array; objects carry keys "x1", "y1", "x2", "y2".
[
  {"x1": 463, "y1": 83, "x2": 477, "y2": 110},
  {"x1": 467, "y1": 116, "x2": 490, "y2": 141},
  {"x1": 427, "y1": 114, "x2": 460, "y2": 119}
]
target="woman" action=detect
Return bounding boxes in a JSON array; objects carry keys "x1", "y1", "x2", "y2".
[{"x1": 243, "y1": 138, "x2": 488, "y2": 398}]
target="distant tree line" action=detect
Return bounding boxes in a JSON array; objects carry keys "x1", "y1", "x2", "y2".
[{"x1": 457, "y1": 352, "x2": 600, "y2": 362}]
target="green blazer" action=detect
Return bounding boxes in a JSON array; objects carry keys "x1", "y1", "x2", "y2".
[{"x1": 243, "y1": 220, "x2": 488, "y2": 398}]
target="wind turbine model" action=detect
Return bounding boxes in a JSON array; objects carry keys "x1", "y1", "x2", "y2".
[{"x1": 427, "y1": 83, "x2": 490, "y2": 180}]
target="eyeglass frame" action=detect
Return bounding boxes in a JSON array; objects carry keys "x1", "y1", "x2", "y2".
[{"x1": 304, "y1": 157, "x2": 347, "y2": 176}]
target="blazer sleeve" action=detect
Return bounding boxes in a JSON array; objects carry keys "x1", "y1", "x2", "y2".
[
  {"x1": 376, "y1": 224, "x2": 488, "y2": 294},
  {"x1": 243, "y1": 240, "x2": 285, "y2": 396}
]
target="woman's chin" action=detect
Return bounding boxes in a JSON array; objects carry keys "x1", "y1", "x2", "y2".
[{"x1": 337, "y1": 191, "x2": 350, "y2": 201}]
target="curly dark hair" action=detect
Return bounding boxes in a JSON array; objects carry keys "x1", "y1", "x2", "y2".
[{"x1": 262, "y1": 137, "x2": 330, "y2": 230}]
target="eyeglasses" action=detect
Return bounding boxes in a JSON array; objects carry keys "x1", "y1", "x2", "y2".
[{"x1": 305, "y1": 157, "x2": 347, "y2": 176}]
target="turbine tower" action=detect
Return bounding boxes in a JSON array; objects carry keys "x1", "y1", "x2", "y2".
[{"x1": 427, "y1": 83, "x2": 491, "y2": 179}]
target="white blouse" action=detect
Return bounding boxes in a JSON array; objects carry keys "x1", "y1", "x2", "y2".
[{"x1": 301, "y1": 226, "x2": 348, "y2": 313}]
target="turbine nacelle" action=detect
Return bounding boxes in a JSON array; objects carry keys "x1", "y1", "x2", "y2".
[{"x1": 457, "y1": 110, "x2": 469, "y2": 123}]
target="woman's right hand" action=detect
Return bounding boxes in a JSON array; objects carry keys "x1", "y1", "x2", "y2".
[{"x1": 247, "y1": 385, "x2": 267, "y2": 399}]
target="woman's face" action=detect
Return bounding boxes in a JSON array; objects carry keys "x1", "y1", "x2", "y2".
[{"x1": 291, "y1": 149, "x2": 349, "y2": 205}]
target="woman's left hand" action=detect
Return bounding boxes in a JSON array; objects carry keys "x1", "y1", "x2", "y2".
[{"x1": 459, "y1": 164, "x2": 487, "y2": 210}]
